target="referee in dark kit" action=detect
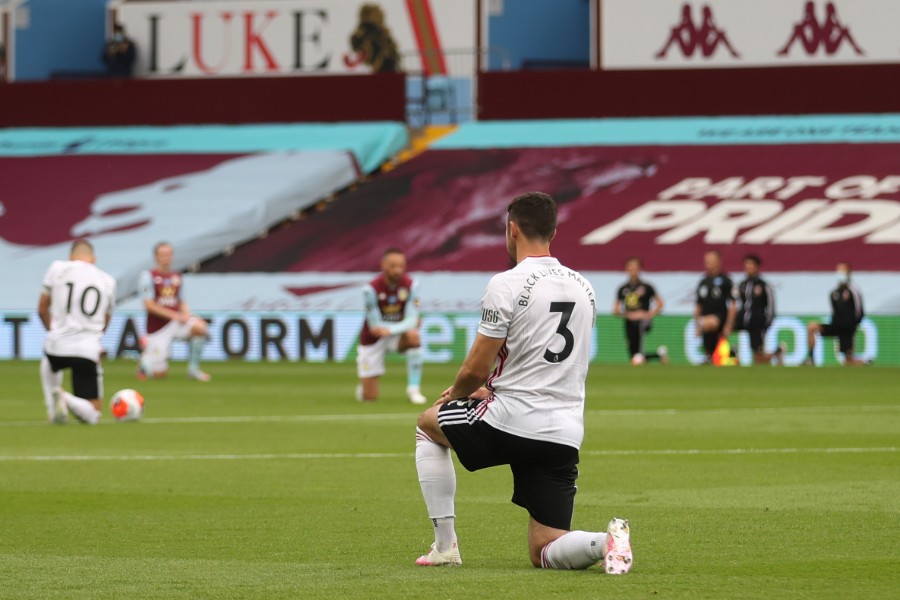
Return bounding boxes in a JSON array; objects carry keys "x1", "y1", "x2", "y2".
[{"x1": 694, "y1": 250, "x2": 737, "y2": 362}]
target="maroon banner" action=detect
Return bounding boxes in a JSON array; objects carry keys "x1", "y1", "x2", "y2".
[
  {"x1": 202, "y1": 145, "x2": 900, "y2": 273},
  {"x1": 0, "y1": 74, "x2": 405, "y2": 127},
  {"x1": 477, "y1": 66, "x2": 900, "y2": 119}
]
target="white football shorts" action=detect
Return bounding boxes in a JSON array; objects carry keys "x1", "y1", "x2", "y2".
[
  {"x1": 142, "y1": 317, "x2": 201, "y2": 374},
  {"x1": 356, "y1": 335, "x2": 401, "y2": 378}
]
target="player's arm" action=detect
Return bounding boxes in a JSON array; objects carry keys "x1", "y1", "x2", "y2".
[
  {"x1": 438, "y1": 275, "x2": 512, "y2": 404},
  {"x1": 723, "y1": 303, "x2": 737, "y2": 336},
  {"x1": 38, "y1": 264, "x2": 58, "y2": 330},
  {"x1": 722, "y1": 284, "x2": 738, "y2": 337},
  {"x1": 105, "y1": 280, "x2": 117, "y2": 332},
  {"x1": 850, "y1": 284, "x2": 864, "y2": 323},
  {"x1": 176, "y1": 279, "x2": 192, "y2": 320},
  {"x1": 38, "y1": 292, "x2": 51, "y2": 330},
  {"x1": 143, "y1": 299, "x2": 183, "y2": 322},
  {"x1": 440, "y1": 333, "x2": 506, "y2": 403},
  {"x1": 650, "y1": 293, "x2": 665, "y2": 318},
  {"x1": 381, "y1": 281, "x2": 421, "y2": 336},
  {"x1": 693, "y1": 299, "x2": 702, "y2": 335},
  {"x1": 612, "y1": 297, "x2": 623, "y2": 318},
  {"x1": 362, "y1": 285, "x2": 391, "y2": 338}
]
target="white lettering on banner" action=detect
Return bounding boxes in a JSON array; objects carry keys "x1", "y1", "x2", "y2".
[
  {"x1": 776, "y1": 177, "x2": 828, "y2": 200},
  {"x1": 580, "y1": 201, "x2": 706, "y2": 244},
  {"x1": 773, "y1": 201, "x2": 900, "y2": 244},
  {"x1": 658, "y1": 176, "x2": 828, "y2": 201},
  {"x1": 581, "y1": 175, "x2": 900, "y2": 245},
  {"x1": 737, "y1": 200, "x2": 829, "y2": 244},
  {"x1": 825, "y1": 176, "x2": 900, "y2": 199},
  {"x1": 118, "y1": 0, "x2": 477, "y2": 78},
  {"x1": 867, "y1": 220, "x2": 900, "y2": 243},
  {"x1": 656, "y1": 200, "x2": 783, "y2": 244},
  {"x1": 602, "y1": 0, "x2": 900, "y2": 70}
]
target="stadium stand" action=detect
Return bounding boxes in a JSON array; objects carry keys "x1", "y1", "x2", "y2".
[{"x1": 0, "y1": 123, "x2": 408, "y2": 308}]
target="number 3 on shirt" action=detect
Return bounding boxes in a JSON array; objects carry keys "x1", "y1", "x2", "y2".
[{"x1": 544, "y1": 301, "x2": 575, "y2": 363}]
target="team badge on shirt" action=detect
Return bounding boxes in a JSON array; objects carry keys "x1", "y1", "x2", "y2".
[{"x1": 398, "y1": 288, "x2": 409, "y2": 302}]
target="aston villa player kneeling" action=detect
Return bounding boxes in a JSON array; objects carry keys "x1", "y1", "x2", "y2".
[
  {"x1": 137, "y1": 242, "x2": 211, "y2": 382},
  {"x1": 356, "y1": 248, "x2": 426, "y2": 404}
]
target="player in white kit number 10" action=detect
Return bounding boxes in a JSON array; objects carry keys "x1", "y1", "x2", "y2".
[
  {"x1": 38, "y1": 240, "x2": 117, "y2": 425},
  {"x1": 413, "y1": 192, "x2": 633, "y2": 574}
]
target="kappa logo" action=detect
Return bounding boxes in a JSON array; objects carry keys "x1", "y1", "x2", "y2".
[
  {"x1": 778, "y1": 1, "x2": 864, "y2": 57},
  {"x1": 655, "y1": 3, "x2": 740, "y2": 60}
]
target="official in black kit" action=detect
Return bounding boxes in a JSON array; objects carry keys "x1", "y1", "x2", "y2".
[
  {"x1": 806, "y1": 262, "x2": 866, "y2": 366},
  {"x1": 734, "y1": 255, "x2": 784, "y2": 365},
  {"x1": 694, "y1": 250, "x2": 737, "y2": 361},
  {"x1": 613, "y1": 257, "x2": 667, "y2": 364}
]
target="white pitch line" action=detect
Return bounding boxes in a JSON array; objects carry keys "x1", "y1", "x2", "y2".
[
  {"x1": 0, "y1": 404, "x2": 897, "y2": 428},
  {"x1": 586, "y1": 405, "x2": 900, "y2": 417},
  {"x1": 0, "y1": 447, "x2": 895, "y2": 462},
  {"x1": 0, "y1": 452, "x2": 413, "y2": 462},
  {"x1": 0, "y1": 413, "x2": 414, "y2": 428},
  {"x1": 141, "y1": 413, "x2": 413, "y2": 425},
  {"x1": 582, "y1": 447, "x2": 899, "y2": 457}
]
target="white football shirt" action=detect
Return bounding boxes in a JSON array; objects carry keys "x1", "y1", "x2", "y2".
[
  {"x1": 41, "y1": 260, "x2": 117, "y2": 361},
  {"x1": 478, "y1": 256, "x2": 596, "y2": 449}
]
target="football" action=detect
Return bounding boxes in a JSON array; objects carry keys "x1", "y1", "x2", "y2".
[{"x1": 110, "y1": 389, "x2": 144, "y2": 422}]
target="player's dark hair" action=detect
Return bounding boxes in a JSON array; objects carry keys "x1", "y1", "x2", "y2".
[
  {"x1": 382, "y1": 247, "x2": 404, "y2": 258},
  {"x1": 507, "y1": 192, "x2": 557, "y2": 241},
  {"x1": 743, "y1": 254, "x2": 761, "y2": 266},
  {"x1": 626, "y1": 256, "x2": 643, "y2": 268},
  {"x1": 154, "y1": 241, "x2": 172, "y2": 256}
]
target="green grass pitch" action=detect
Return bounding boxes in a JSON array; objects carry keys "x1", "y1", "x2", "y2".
[{"x1": 1, "y1": 360, "x2": 898, "y2": 599}]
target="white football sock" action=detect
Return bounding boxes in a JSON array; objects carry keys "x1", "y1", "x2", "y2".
[
  {"x1": 63, "y1": 391, "x2": 101, "y2": 425},
  {"x1": 39, "y1": 356, "x2": 63, "y2": 420},
  {"x1": 542, "y1": 530, "x2": 606, "y2": 570},
  {"x1": 415, "y1": 427, "x2": 457, "y2": 552}
]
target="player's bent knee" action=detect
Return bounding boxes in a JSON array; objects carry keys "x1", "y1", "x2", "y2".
[
  {"x1": 399, "y1": 329, "x2": 421, "y2": 350},
  {"x1": 417, "y1": 406, "x2": 440, "y2": 438}
]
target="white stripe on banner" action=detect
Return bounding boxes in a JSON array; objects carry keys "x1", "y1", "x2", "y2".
[{"x1": 0, "y1": 447, "x2": 895, "y2": 462}]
